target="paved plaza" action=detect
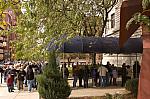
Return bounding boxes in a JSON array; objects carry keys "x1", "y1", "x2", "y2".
[
  {"x1": 0, "y1": 81, "x2": 128, "y2": 99},
  {"x1": 0, "y1": 83, "x2": 39, "y2": 99}
]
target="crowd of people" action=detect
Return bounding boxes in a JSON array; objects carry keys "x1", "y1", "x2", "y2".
[
  {"x1": 0, "y1": 62, "x2": 42, "y2": 93},
  {"x1": 68, "y1": 61, "x2": 141, "y2": 88},
  {"x1": 0, "y1": 60, "x2": 141, "y2": 92}
]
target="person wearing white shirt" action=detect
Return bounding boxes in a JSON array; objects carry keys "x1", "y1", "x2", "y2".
[{"x1": 98, "y1": 65, "x2": 108, "y2": 87}]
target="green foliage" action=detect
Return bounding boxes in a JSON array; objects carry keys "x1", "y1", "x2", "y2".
[
  {"x1": 125, "y1": 79, "x2": 132, "y2": 91},
  {"x1": 37, "y1": 51, "x2": 71, "y2": 99},
  {"x1": 127, "y1": 13, "x2": 150, "y2": 30},
  {"x1": 125, "y1": 79, "x2": 139, "y2": 97},
  {"x1": 0, "y1": 0, "x2": 20, "y2": 15},
  {"x1": 105, "y1": 93, "x2": 113, "y2": 99},
  {"x1": 127, "y1": 0, "x2": 150, "y2": 30},
  {"x1": 105, "y1": 93, "x2": 124, "y2": 99},
  {"x1": 142, "y1": 0, "x2": 150, "y2": 9},
  {"x1": 0, "y1": 0, "x2": 117, "y2": 61}
]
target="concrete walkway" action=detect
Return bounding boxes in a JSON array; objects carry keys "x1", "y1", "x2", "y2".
[
  {"x1": 0, "y1": 83, "x2": 39, "y2": 99},
  {"x1": 70, "y1": 87, "x2": 127, "y2": 98},
  {"x1": 0, "y1": 82, "x2": 128, "y2": 99}
]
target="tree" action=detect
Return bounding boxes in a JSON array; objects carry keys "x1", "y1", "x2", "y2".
[
  {"x1": 0, "y1": 0, "x2": 118, "y2": 98},
  {"x1": 37, "y1": 51, "x2": 71, "y2": 99},
  {"x1": 9, "y1": 0, "x2": 117, "y2": 61},
  {"x1": 127, "y1": 0, "x2": 150, "y2": 29},
  {"x1": 0, "y1": 0, "x2": 117, "y2": 61}
]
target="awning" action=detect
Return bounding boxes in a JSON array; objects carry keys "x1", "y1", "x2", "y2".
[{"x1": 47, "y1": 36, "x2": 143, "y2": 54}]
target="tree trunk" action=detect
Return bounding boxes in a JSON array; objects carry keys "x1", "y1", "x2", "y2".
[{"x1": 138, "y1": 25, "x2": 150, "y2": 99}]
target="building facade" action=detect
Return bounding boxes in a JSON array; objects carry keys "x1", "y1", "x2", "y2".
[
  {"x1": 102, "y1": 0, "x2": 142, "y2": 66},
  {"x1": 0, "y1": 8, "x2": 17, "y2": 62}
]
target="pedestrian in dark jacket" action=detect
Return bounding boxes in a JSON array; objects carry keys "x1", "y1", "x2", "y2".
[
  {"x1": 133, "y1": 61, "x2": 141, "y2": 78},
  {"x1": 83, "y1": 66, "x2": 89, "y2": 88},
  {"x1": 17, "y1": 68, "x2": 26, "y2": 90},
  {"x1": 122, "y1": 63, "x2": 127, "y2": 87},
  {"x1": 78, "y1": 66, "x2": 83, "y2": 87},
  {"x1": 61, "y1": 63, "x2": 69, "y2": 79},
  {"x1": 72, "y1": 64, "x2": 78, "y2": 87},
  {"x1": 91, "y1": 66, "x2": 98, "y2": 87},
  {"x1": 26, "y1": 65, "x2": 34, "y2": 92}
]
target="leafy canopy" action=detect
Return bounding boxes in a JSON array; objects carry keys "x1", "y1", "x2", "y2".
[{"x1": 0, "y1": 0, "x2": 117, "y2": 60}]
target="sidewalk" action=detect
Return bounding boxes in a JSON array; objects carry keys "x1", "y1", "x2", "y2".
[
  {"x1": 0, "y1": 83, "x2": 39, "y2": 99},
  {"x1": 0, "y1": 84, "x2": 128, "y2": 99},
  {"x1": 70, "y1": 87, "x2": 128, "y2": 98},
  {"x1": 0, "y1": 80, "x2": 128, "y2": 99}
]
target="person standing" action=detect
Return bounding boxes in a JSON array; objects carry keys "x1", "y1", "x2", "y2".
[
  {"x1": 83, "y1": 66, "x2": 89, "y2": 88},
  {"x1": 72, "y1": 64, "x2": 78, "y2": 88},
  {"x1": 26, "y1": 65, "x2": 34, "y2": 92},
  {"x1": 112, "y1": 67, "x2": 118, "y2": 86},
  {"x1": 126, "y1": 65, "x2": 132, "y2": 80},
  {"x1": 121, "y1": 63, "x2": 127, "y2": 87},
  {"x1": 17, "y1": 68, "x2": 26, "y2": 90},
  {"x1": 105, "y1": 62, "x2": 112, "y2": 86},
  {"x1": 7, "y1": 66, "x2": 17, "y2": 90},
  {"x1": 6, "y1": 74, "x2": 14, "y2": 92},
  {"x1": 91, "y1": 66, "x2": 97, "y2": 87},
  {"x1": 78, "y1": 66, "x2": 83, "y2": 87},
  {"x1": 98, "y1": 65, "x2": 108, "y2": 87},
  {"x1": 133, "y1": 61, "x2": 141, "y2": 78},
  {"x1": 62, "y1": 63, "x2": 69, "y2": 79}
]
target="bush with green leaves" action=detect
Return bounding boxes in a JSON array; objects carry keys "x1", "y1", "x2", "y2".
[
  {"x1": 125, "y1": 79, "x2": 132, "y2": 91},
  {"x1": 125, "y1": 79, "x2": 139, "y2": 97},
  {"x1": 127, "y1": 0, "x2": 150, "y2": 30},
  {"x1": 37, "y1": 51, "x2": 71, "y2": 99},
  {"x1": 105, "y1": 93, "x2": 124, "y2": 99}
]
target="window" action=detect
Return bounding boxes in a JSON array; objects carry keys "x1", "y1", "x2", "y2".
[{"x1": 111, "y1": 13, "x2": 115, "y2": 28}]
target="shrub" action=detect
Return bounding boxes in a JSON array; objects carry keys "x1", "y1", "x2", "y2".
[
  {"x1": 37, "y1": 51, "x2": 71, "y2": 99},
  {"x1": 125, "y1": 79, "x2": 139, "y2": 97},
  {"x1": 125, "y1": 79, "x2": 132, "y2": 91},
  {"x1": 132, "y1": 79, "x2": 139, "y2": 97},
  {"x1": 105, "y1": 93, "x2": 124, "y2": 99}
]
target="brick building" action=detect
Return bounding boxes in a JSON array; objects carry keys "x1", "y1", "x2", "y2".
[{"x1": 0, "y1": 8, "x2": 17, "y2": 62}]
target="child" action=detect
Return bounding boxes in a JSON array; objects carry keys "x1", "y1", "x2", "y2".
[
  {"x1": 6, "y1": 74, "x2": 14, "y2": 92},
  {"x1": 112, "y1": 67, "x2": 118, "y2": 86}
]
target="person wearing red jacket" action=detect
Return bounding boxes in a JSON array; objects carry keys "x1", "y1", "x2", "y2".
[{"x1": 6, "y1": 74, "x2": 14, "y2": 92}]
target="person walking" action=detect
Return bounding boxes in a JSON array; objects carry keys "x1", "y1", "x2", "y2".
[{"x1": 26, "y1": 65, "x2": 34, "y2": 92}]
